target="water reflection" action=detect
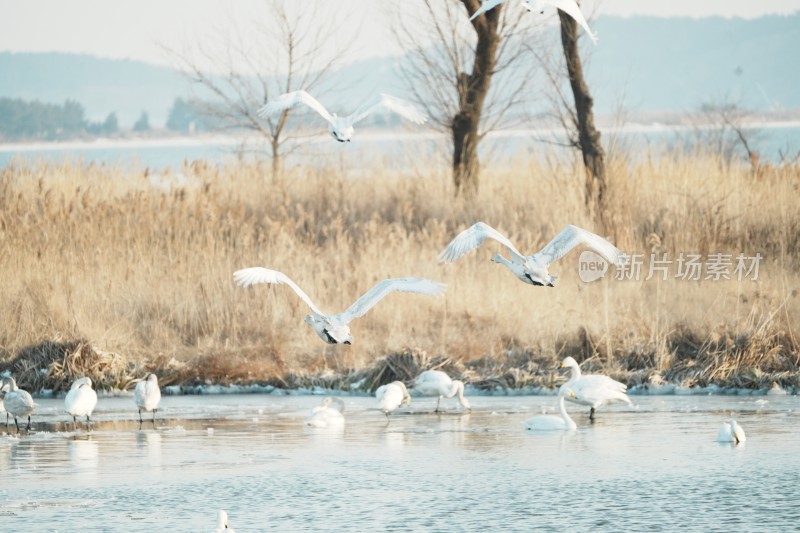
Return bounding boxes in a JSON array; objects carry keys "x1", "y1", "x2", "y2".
[
  {"x1": 135, "y1": 430, "x2": 162, "y2": 468},
  {"x1": 67, "y1": 437, "x2": 99, "y2": 480}
]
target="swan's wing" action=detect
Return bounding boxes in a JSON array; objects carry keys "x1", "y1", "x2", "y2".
[
  {"x1": 536, "y1": 225, "x2": 625, "y2": 266},
  {"x1": 233, "y1": 267, "x2": 324, "y2": 316},
  {"x1": 339, "y1": 278, "x2": 446, "y2": 323},
  {"x1": 437, "y1": 222, "x2": 526, "y2": 263},
  {"x1": 468, "y1": 0, "x2": 506, "y2": 21},
  {"x1": 349, "y1": 93, "x2": 427, "y2": 126},
  {"x1": 256, "y1": 90, "x2": 334, "y2": 123},
  {"x1": 546, "y1": 0, "x2": 598, "y2": 44}
]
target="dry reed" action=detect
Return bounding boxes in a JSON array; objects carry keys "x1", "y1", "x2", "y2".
[{"x1": 0, "y1": 152, "x2": 797, "y2": 392}]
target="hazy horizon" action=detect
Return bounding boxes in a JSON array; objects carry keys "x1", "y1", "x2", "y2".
[{"x1": 1, "y1": 0, "x2": 798, "y2": 71}]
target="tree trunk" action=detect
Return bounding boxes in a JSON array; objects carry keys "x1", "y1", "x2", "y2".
[
  {"x1": 558, "y1": 9, "x2": 607, "y2": 228},
  {"x1": 454, "y1": 0, "x2": 502, "y2": 197},
  {"x1": 270, "y1": 137, "x2": 282, "y2": 179}
]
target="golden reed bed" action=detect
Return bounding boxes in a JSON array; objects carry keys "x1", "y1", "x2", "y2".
[{"x1": 0, "y1": 153, "x2": 797, "y2": 392}]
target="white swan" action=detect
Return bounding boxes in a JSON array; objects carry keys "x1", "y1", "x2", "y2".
[
  {"x1": 134, "y1": 373, "x2": 162, "y2": 424},
  {"x1": 257, "y1": 90, "x2": 427, "y2": 143},
  {"x1": 0, "y1": 380, "x2": 7, "y2": 425},
  {"x1": 559, "y1": 356, "x2": 632, "y2": 419},
  {"x1": 767, "y1": 382, "x2": 788, "y2": 396},
  {"x1": 233, "y1": 268, "x2": 446, "y2": 345},
  {"x1": 716, "y1": 417, "x2": 746, "y2": 445},
  {"x1": 413, "y1": 370, "x2": 471, "y2": 412},
  {"x1": 64, "y1": 377, "x2": 98, "y2": 430},
  {"x1": 1, "y1": 377, "x2": 36, "y2": 431},
  {"x1": 376, "y1": 381, "x2": 411, "y2": 417},
  {"x1": 524, "y1": 389, "x2": 578, "y2": 431},
  {"x1": 213, "y1": 510, "x2": 236, "y2": 532},
  {"x1": 438, "y1": 222, "x2": 626, "y2": 287},
  {"x1": 469, "y1": 0, "x2": 598, "y2": 44},
  {"x1": 305, "y1": 396, "x2": 346, "y2": 429}
]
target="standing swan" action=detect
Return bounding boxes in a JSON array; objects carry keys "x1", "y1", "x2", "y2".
[
  {"x1": 257, "y1": 91, "x2": 427, "y2": 143},
  {"x1": 717, "y1": 418, "x2": 746, "y2": 445},
  {"x1": 524, "y1": 389, "x2": 578, "y2": 431},
  {"x1": 413, "y1": 370, "x2": 471, "y2": 412},
  {"x1": 1, "y1": 377, "x2": 35, "y2": 431},
  {"x1": 233, "y1": 268, "x2": 446, "y2": 345},
  {"x1": 0, "y1": 380, "x2": 8, "y2": 425},
  {"x1": 305, "y1": 397, "x2": 346, "y2": 429},
  {"x1": 376, "y1": 381, "x2": 411, "y2": 418},
  {"x1": 64, "y1": 377, "x2": 98, "y2": 431},
  {"x1": 134, "y1": 374, "x2": 162, "y2": 425},
  {"x1": 213, "y1": 510, "x2": 236, "y2": 532},
  {"x1": 559, "y1": 356, "x2": 631, "y2": 419},
  {"x1": 438, "y1": 222, "x2": 626, "y2": 287}
]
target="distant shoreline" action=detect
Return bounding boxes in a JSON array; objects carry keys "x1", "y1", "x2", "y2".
[{"x1": 2, "y1": 119, "x2": 800, "y2": 153}]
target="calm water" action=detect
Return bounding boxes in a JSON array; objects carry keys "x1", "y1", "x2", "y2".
[
  {"x1": 1, "y1": 394, "x2": 798, "y2": 532},
  {"x1": 1, "y1": 124, "x2": 799, "y2": 171}
]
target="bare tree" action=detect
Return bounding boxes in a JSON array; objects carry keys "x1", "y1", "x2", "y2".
[
  {"x1": 392, "y1": 0, "x2": 538, "y2": 197},
  {"x1": 165, "y1": 1, "x2": 351, "y2": 177},
  {"x1": 557, "y1": 7, "x2": 607, "y2": 227},
  {"x1": 687, "y1": 102, "x2": 763, "y2": 171},
  {"x1": 526, "y1": 4, "x2": 607, "y2": 226}
]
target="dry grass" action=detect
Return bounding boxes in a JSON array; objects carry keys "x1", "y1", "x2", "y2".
[{"x1": 0, "y1": 152, "x2": 798, "y2": 392}]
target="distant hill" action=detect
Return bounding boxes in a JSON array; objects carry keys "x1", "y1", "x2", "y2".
[
  {"x1": 0, "y1": 13, "x2": 797, "y2": 128},
  {"x1": 0, "y1": 52, "x2": 190, "y2": 126}
]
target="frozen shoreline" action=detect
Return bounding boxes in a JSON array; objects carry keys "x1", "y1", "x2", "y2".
[
  {"x1": 2, "y1": 118, "x2": 799, "y2": 153},
  {"x1": 28, "y1": 381, "x2": 796, "y2": 399}
]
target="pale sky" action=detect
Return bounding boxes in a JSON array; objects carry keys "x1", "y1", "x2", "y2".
[{"x1": 1, "y1": 0, "x2": 798, "y2": 68}]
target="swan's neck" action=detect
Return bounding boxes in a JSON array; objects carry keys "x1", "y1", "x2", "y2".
[
  {"x1": 558, "y1": 395, "x2": 576, "y2": 429},
  {"x1": 449, "y1": 380, "x2": 465, "y2": 401},
  {"x1": 568, "y1": 363, "x2": 581, "y2": 381}
]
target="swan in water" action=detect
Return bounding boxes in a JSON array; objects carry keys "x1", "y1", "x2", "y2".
[
  {"x1": 438, "y1": 222, "x2": 626, "y2": 287},
  {"x1": 413, "y1": 370, "x2": 471, "y2": 412},
  {"x1": 716, "y1": 417, "x2": 746, "y2": 445},
  {"x1": 233, "y1": 268, "x2": 446, "y2": 345},
  {"x1": 767, "y1": 382, "x2": 788, "y2": 396},
  {"x1": 257, "y1": 90, "x2": 427, "y2": 143},
  {"x1": 559, "y1": 356, "x2": 632, "y2": 419},
  {"x1": 469, "y1": 0, "x2": 598, "y2": 44},
  {"x1": 134, "y1": 373, "x2": 162, "y2": 425},
  {"x1": 64, "y1": 377, "x2": 98, "y2": 431},
  {"x1": 0, "y1": 380, "x2": 7, "y2": 425},
  {"x1": 305, "y1": 397, "x2": 346, "y2": 428},
  {"x1": 524, "y1": 389, "x2": 578, "y2": 431},
  {"x1": 213, "y1": 510, "x2": 236, "y2": 532},
  {"x1": 1, "y1": 377, "x2": 36, "y2": 431},
  {"x1": 376, "y1": 381, "x2": 411, "y2": 418}
]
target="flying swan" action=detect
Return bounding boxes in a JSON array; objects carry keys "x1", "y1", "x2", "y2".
[
  {"x1": 233, "y1": 268, "x2": 446, "y2": 345},
  {"x1": 438, "y1": 222, "x2": 626, "y2": 287},
  {"x1": 376, "y1": 381, "x2": 412, "y2": 418},
  {"x1": 524, "y1": 388, "x2": 578, "y2": 431},
  {"x1": 134, "y1": 373, "x2": 162, "y2": 425},
  {"x1": 559, "y1": 356, "x2": 631, "y2": 419},
  {"x1": 64, "y1": 377, "x2": 99, "y2": 431},
  {"x1": 257, "y1": 90, "x2": 427, "y2": 142},
  {"x1": 0, "y1": 377, "x2": 36, "y2": 431},
  {"x1": 469, "y1": 0, "x2": 598, "y2": 44},
  {"x1": 413, "y1": 370, "x2": 471, "y2": 412},
  {"x1": 305, "y1": 397, "x2": 346, "y2": 429},
  {"x1": 716, "y1": 417, "x2": 746, "y2": 445}
]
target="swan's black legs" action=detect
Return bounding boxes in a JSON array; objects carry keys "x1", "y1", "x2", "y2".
[{"x1": 589, "y1": 407, "x2": 596, "y2": 421}]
